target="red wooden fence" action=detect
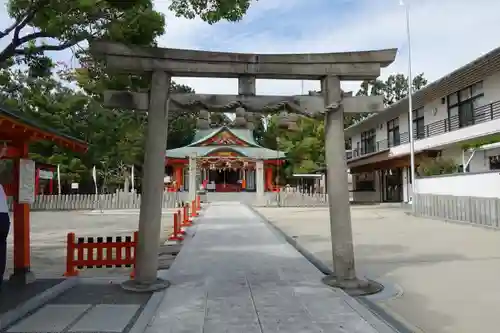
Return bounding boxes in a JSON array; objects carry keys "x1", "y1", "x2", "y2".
[{"x1": 64, "y1": 231, "x2": 138, "y2": 277}]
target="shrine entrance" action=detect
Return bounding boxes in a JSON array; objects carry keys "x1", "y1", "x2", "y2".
[
  {"x1": 198, "y1": 155, "x2": 256, "y2": 192},
  {"x1": 208, "y1": 169, "x2": 239, "y2": 191}
]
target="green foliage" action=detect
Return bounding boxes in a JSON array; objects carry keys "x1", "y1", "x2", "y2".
[
  {"x1": 169, "y1": 0, "x2": 253, "y2": 23},
  {"x1": 345, "y1": 73, "x2": 427, "y2": 129},
  {"x1": 1, "y1": 0, "x2": 257, "y2": 73},
  {"x1": 356, "y1": 73, "x2": 428, "y2": 106},
  {"x1": 417, "y1": 157, "x2": 459, "y2": 176},
  {"x1": 261, "y1": 115, "x2": 324, "y2": 178},
  {"x1": 461, "y1": 134, "x2": 500, "y2": 150},
  {"x1": 0, "y1": 0, "x2": 165, "y2": 75}
]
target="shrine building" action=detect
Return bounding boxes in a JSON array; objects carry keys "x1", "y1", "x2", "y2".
[{"x1": 165, "y1": 126, "x2": 285, "y2": 192}]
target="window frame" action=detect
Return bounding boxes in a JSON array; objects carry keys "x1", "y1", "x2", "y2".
[
  {"x1": 412, "y1": 108, "x2": 425, "y2": 139},
  {"x1": 447, "y1": 81, "x2": 484, "y2": 128},
  {"x1": 361, "y1": 129, "x2": 376, "y2": 154},
  {"x1": 387, "y1": 118, "x2": 400, "y2": 147}
]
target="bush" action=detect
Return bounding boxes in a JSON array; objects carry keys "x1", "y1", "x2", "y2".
[{"x1": 417, "y1": 157, "x2": 459, "y2": 176}]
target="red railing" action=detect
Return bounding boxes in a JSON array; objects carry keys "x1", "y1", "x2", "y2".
[
  {"x1": 64, "y1": 196, "x2": 202, "y2": 276},
  {"x1": 64, "y1": 232, "x2": 137, "y2": 277}
]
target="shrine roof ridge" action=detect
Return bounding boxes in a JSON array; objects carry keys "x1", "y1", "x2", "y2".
[{"x1": 188, "y1": 126, "x2": 260, "y2": 147}]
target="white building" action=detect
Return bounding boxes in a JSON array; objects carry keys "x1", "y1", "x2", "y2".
[{"x1": 345, "y1": 46, "x2": 500, "y2": 203}]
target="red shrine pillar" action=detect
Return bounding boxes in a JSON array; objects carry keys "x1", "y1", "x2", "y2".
[
  {"x1": 174, "y1": 166, "x2": 183, "y2": 190},
  {"x1": 34, "y1": 168, "x2": 40, "y2": 195},
  {"x1": 11, "y1": 141, "x2": 34, "y2": 284},
  {"x1": 265, "y1": 166, "x2": 273, "y2": 191}
]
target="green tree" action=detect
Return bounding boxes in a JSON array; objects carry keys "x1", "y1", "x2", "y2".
[
  {"x1": 0, "y1": 0, "x2": 164, "y2": 75},
  {"x1": 0, "y1": 0, "x2": 256, "y2": 73},
  {"x1": 169, "y1": 0, "x2": 253, "y2": 23},
  {"x1": 346, "y1": 73, "x2": 428, "y2": 128},
  {"x1": 356, "y1": 73, "x2": 428, "y2": 106}
]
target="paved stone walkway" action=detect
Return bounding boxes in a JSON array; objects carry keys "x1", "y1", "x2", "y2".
[{"x1": 147, "y1": 202, "x2": 396, "y2": 333}]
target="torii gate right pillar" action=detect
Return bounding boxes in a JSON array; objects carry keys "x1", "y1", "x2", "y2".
[{"x1": 321, "y1": 76, "x2": 362, "y2": 290}]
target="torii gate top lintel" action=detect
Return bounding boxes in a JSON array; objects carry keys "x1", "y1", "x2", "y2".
[{"x1": 90, "y1": 40, "x2": 397, "y2": 80}]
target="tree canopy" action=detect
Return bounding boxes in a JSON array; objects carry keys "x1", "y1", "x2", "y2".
[{"x1": 0, "y1": 0, "x2": 256, "y2": 75}]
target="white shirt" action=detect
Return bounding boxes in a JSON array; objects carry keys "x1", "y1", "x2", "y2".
[{"x1": 0, "y1": 185, "x2": 9, "y2": 213}]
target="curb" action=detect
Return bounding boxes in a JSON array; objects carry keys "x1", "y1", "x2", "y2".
[
  {"x1": 128, "y1": 289, "x2": 167, "y2": 333},
  {"x1": 0, "y1": 277, "x2": 79, "y2": 330},
  {"x1": 247, "y1": 204, "x2": 413, "y2": 333},
  {"x1": 129, "y1": 206, "x2": 203, "y2": 333}
]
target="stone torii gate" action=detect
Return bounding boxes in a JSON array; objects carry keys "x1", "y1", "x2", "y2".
[{"x1": 91, "y1": 41, "x2": 396, "y2": 293}]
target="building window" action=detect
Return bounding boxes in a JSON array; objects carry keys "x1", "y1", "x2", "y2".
[
  {"x1": 412, "y1": 108, "x2": 425, "y2": 139},
  {"x1": 447, "y1": 81, "x2": 484, "y2": 130},
  {"x1": 354, "y1": 172, "x2": 375, "y2": 191},
  {"x1": 361, "y1": 129, "x2": 376, "y2": 154},
  {"x1": 387, "y1": 118, "x2": 400, "y2": 147},
  {"x1": 489, "y1": 155, "x2": 500, "y2": 170}
]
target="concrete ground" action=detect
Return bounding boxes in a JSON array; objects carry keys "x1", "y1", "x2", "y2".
[
  {"x1": 145, "y1": 202, "x2": 397, "y2": 333},
  {"x1": 4, "y1": 209, "x2": 178, "y2": 279},
  {"x1": 255, "y1": 206, "x2": 500, "y2": 333}
]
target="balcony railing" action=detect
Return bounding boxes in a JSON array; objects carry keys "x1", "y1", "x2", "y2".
[{"x1": 347, "y1": 100, "x2": 500, "y2": 160}]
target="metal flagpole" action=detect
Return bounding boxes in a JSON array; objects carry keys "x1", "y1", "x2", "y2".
[{"x1": 401, "y1": 0, "x2": 416, "y2": 211}]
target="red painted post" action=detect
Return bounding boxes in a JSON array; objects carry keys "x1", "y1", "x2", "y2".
[
  {"x1": 191, "y1": 200, "x2": 198, "y2": 218},
  {"x1": 64, "y1": 233, "x2": 78, "y2": 276},
  {"x1": 168, "y1": 213, "x2": 184, "y2": 241},
  {"x1": 35, "y1": 168, "x2": 40, "y2": 196},
  {"x1": 130, "y1": 231, "x2": 138, "y2": 279},
  {"x1": 178, "y1": 210, "x2": 186, "y2": 235}
]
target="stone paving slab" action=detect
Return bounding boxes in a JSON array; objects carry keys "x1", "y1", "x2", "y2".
[
  {"x1": 7, "y1": 304, "x2": 91, "y2": 333},
  {"x1": 3, "y1": 281, "x2": 153, "y2": 333},
  {"x1": 146, "y1": 202, "x2": 397, "y2": 333},
  {"x1": 69, "y1": 304, "x2": 140, "y2": 332}
]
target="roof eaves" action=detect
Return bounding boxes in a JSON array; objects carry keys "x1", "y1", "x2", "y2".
[{"x1": 0, "y1": 105, "x2": 88, "y2": 150}]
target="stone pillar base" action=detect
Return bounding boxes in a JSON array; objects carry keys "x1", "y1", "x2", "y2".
[
  {"x1": 121, "y1": 278, "x2": 170, "y2": 293},
  {"x1": 321, "y1": 275, "x2": 383, "y2": 297},
  {"x1": 9, "y1": 268, "x2": 36, "y2": 285}
]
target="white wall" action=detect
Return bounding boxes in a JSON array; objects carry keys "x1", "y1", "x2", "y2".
[
  {"x1": 482, "y1": 71, "x2": 500, "y2": 103},
  {"x1": 351, "y1": 132, "x2": 361, "y2": 154},
  {"x1": 399, "y1": 112, "x2": 409, "y2": 134},
  {"x1": 416, "y1": 172, "x2": 500, "y2": 198},
  {"x1": 423, "y1": 97, "x2": 448, "y2": 126},
  {"x1": 375, "y1": 122, "x2": 385, "y2": 142}
]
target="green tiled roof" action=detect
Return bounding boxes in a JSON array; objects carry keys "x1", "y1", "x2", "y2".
[{"x1": 166, "y1": 126, "x2": 285, "y2": 160}]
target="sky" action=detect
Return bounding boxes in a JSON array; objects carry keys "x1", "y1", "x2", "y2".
[{"x1": 1, "y1": 0, "x2": 500, "y2": 96}]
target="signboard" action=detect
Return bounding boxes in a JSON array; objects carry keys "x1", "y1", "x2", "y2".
[
  {"x1": 18, "y1": 159, "x2": 35, "y2": 204},
  {"x1": 39, "y1": 170, "x2": 54, "y2": 180},
  {"x1": 71, "y1": 183, "x2": 79, "y2": 190}
]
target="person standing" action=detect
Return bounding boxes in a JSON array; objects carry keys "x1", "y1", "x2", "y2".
[{"x1": 0, "y1": 181, "x2": 9, "y2": 290}]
